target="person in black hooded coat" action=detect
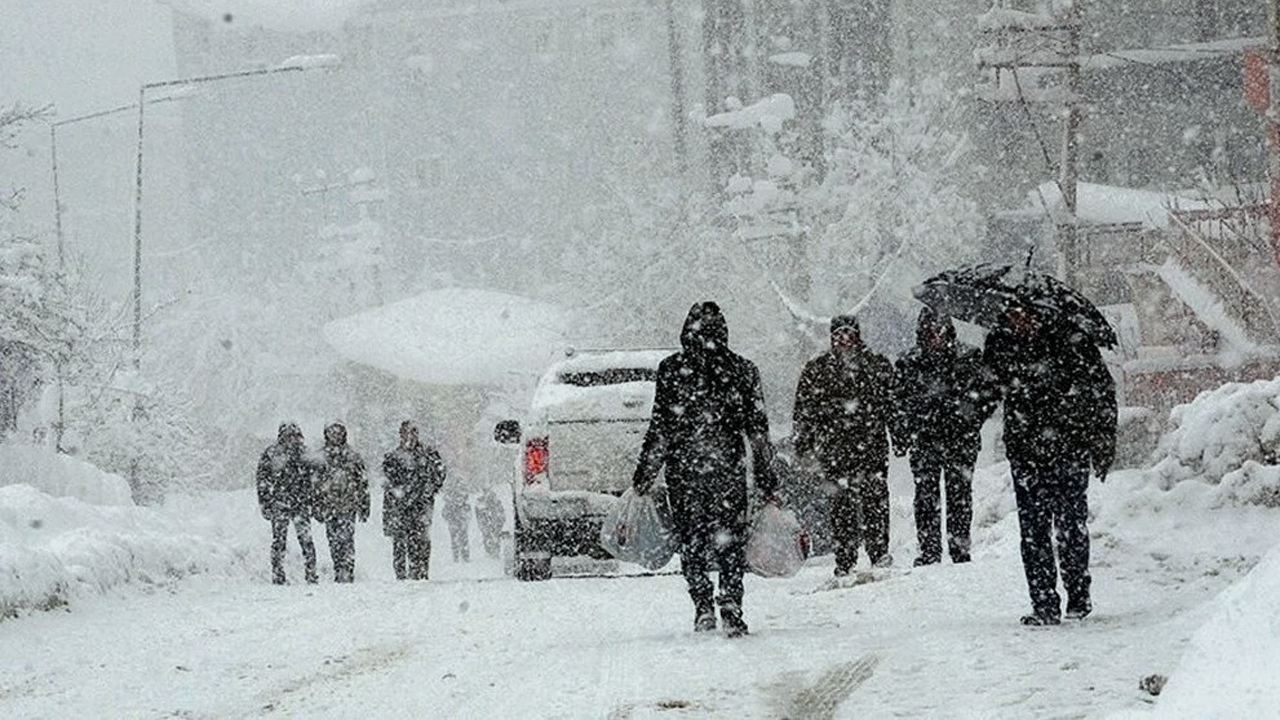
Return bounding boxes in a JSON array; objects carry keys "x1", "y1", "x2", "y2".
[
  {"x1": 985, "y1": 304, "x2": 1117, "y2": 626},
  {"x1": 632, "y1": 301, "x2": 778, "y2": 638},
  {"x1": 256, "y1": 421, "x2": 318, "y2": 585},
  {"x1": 893, "y1": 307, "x2": 997, "y2": 566},
  {"x1": 793, "y1": 314, "x2": 896, "y2": 575}
]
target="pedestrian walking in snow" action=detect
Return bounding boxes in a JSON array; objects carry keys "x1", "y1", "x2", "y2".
[
  {"x1": 382, "y1": 421, "x2": 446, "y2": 580},
  {"x1": 474, "y1": 488, "x2": 505, "y2": 559},
  {"x1": 793, "y1": 314, "x2": 896, "y2": 575},
  {"x1": 256, "y1": 421, "x2": 318, "y2": 585},
  {"x1": 632, "y1": 301, "x2": 778, "y2": 637},
  {"x1": 442, "y1": 482, "x2": 471, "y2": 563},
  {"x1": 313, "y1": 422, "x2": 369, "y2": 583},
  {"x1": 893, "y1": 308, "x2": 997, "y2": 566},
  {"x1": 985, "y1": 305, "x2": 1116, "y2": 625}
]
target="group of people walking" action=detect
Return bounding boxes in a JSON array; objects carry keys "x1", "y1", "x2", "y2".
[
  {"x1": 255, "y1": 420, "x2": 446, "y2": 584},
  {"x1": 632, "y1": 299, "x2": 1116, "y2": 636}
]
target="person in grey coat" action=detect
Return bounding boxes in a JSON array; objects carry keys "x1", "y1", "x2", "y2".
[
  {"x1": 382, "y1": 421, "x2": 446, "y2": 580},
  {"x1": 313, "y1": 422, "x2": 369, "y2": 583}
]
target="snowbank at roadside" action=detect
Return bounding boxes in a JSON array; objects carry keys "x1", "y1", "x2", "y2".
[
  {"x1": 0, "y1": 445, "x2": 132, "y2": 506},
  {"x1": 0, "y1": 444, "x2": 255, "y2": 617},
  {"x1": 1148, "y1": 541, "x2": 1280, "y2": 717},
  {"x1": 1149, "y1": 377, "x2": 1280, "y2": 504}
]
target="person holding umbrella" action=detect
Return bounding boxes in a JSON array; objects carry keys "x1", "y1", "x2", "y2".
[
  {"x1": 985, "y1": 303, "x2": 1117, "y2": 625},
  {"x1": 916, "y1": 263, "x2": 1117, "y2": 625}
]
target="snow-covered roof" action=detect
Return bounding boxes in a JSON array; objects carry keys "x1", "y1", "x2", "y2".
[
  {"x1": 976, "y1": 7, "x2": 1062, "y2": 32},
  {"x1": 159, "y1": 0, "x2": 363, "y2": 32},
  {"x1": 703, "y1": 94, "x2": 795, "y2": 133},
  {"x1": 322, "y1": 288, "x2": 570, "y2": 387},
  {"x1": 1032, "y1": 181, "x2": 1214, "y2": 229}
]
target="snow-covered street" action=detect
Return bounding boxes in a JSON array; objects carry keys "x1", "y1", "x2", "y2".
[{"x1": 1, "y1": 446, "x2": 1277, "y2": 718}]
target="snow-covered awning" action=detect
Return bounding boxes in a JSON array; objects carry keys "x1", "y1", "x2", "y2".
[
  {"x1": 322, "y1": 288, "x2": 570, "y2": 387},
  {"x1": 1031, "y1": 182, "x2": 1215, "y2": 229}
]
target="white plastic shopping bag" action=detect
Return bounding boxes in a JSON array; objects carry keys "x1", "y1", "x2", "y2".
[
  {"x1": 745, "y1": 501, "x2": 808, "y2": 578},
  {"x1": 599, "y1": 488, "x2": 678, "y2": 571}
]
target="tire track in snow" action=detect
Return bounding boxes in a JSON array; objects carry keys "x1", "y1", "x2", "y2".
[
  {"x1": 773, "y1": 654, "x2": 879, "y2": 720},
  {"x1": 252, "y1": 642, "x2": 411, "y2": 716}
]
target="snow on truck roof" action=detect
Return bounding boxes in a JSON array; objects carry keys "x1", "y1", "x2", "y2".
[{"x1": 546, "y1": 348, "x2": 673, "y2": 376}]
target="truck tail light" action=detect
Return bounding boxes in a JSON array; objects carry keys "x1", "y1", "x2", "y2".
[{"x1": 523, "y1": 437, "x2": 548, "y2": 487}]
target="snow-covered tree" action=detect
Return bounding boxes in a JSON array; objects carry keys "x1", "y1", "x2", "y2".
[{"x1": 721, "y1": 79, "x2": 985, "y2": 341}]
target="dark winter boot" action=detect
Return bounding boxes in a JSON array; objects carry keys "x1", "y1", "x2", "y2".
[
  {"x1": 912, "y1": 555, "x2": 940, "y2": 567},
  {"x1": 720, "y1": 604, "x2": 749, "y2": 638},
  {"x1": 1065, "y1": 598, "x2": 1092, "y2": 620},
  {"x1": 1019, "y1": 612, "x2": 1061, "y2": 627},
  {"x1": 694, "y1": 599, "x2": 716, "y2": 632}
]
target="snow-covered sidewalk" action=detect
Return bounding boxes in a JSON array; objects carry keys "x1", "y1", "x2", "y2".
[{"x1": 0, "y1": 488, "x2": 1272, "y2": 718}]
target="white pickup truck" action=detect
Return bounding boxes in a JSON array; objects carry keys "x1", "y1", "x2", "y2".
[{"x1": 494, "y1": 349, "x2": 670, "y2": 581}]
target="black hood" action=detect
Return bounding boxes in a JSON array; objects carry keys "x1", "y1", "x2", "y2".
[
  {"x1": 916, "y1": 306, "x2": 956, "y2": 348},
  {"x1": 323, "y1": 422, "x2": 347, "y2": 447},
  {"x1": 277, "y1": 421, "x2": 302, "y2": 445},
  {"x1": 680, "y1": 301, "x2": 728, "y2": 355}
]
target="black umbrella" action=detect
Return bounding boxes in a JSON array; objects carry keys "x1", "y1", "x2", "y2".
[{"x1": 913, "y1": 263, "x2": 1117, "y2": 348}]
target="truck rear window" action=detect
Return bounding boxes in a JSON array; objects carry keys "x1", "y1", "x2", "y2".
[{"x1": 558, "y1": 368, "x2": 657, "y2": 387}]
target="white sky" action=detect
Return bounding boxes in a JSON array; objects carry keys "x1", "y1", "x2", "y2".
[{"x1": 0, "y1": 0, "x2": 176, "y2": 117}]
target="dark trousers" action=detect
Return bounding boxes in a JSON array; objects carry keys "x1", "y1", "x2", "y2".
[
  {"x1": 324, "y1": 516, "x2": 357, "y2": 583},
  {"x1": 911, "y1": 450, "x2": 975, "y2": 563},
  {"x1": 270, "y1": 514, "x2": 317, "y2": 584},
  {"x1": 829, "y1": 471, "x2": 890, "y2": 573},
  {"x1": 392, "y1": 514, "x2": 432, "y2": 580},
  {"x1": 1011, "y1": 457, "x2": 1092, "y2": 617},
  {"x1": 446, "y1": 517, "x2": 470, "y2": 562},
  {"x1": 678, "y1": 513, "x2": 746, "y2": 615}
]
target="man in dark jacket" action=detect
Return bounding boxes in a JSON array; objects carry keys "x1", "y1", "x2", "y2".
[
  {"x1": 313, "y1": 422, "x2": 370, "y2": 583},
  {"x1": 793, "y1": 314, "x2": 896, "y2": 575},
  {"x1": 256, "y1": 421, "x2": 318, "y2": 585},
  {"x1": 382, "y1": 421, "x2": 446, "y2": 580},
  {"x1": 893, "y1": 308, "x2": 997, "y2": 566},
  {"x1": 632, "y1": 301, "x2": 778, "y2": 638},
  {"x1": 985, "y1": 304, "x2": 1117, "y2": 625}
]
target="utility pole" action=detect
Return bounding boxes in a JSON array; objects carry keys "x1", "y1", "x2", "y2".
[
  {"x1": 664, "y1": 0, "x2": 688, "y2": 175},
  {"x1": 1269, "y1": 0, "x2": 1280, "y2": 266},
  {"x1": 975, "y1": 1, "x2": 1082, "y2": 282},
  {"x1": 1059, "y1": 0, "x2": 1081, "y2": 288}
]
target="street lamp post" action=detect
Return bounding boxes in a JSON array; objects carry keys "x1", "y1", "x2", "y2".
[
  {"x1": 51, "y1": 95, "x2": 191, "y2": 274},
  {"x1": 130, "y1": 56, "x2": 340, "y2": 370},
  {"x1": 48, "y1": 95, "x2": 190, "y2": 453}
]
